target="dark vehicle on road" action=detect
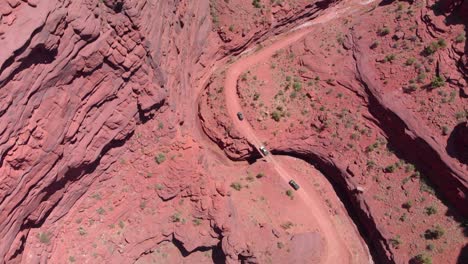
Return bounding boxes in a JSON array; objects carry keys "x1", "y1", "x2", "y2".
[
  {"x1": 237, "y1": 112, "x2": 244, "y2": 120},
  {"x1": 289, "y1": 180, "x2": 300, "y2": 190}
]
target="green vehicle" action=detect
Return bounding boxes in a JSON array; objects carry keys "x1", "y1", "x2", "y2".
[{"x1": 289, "y1": 180, "x2": 300, "y2": 190}]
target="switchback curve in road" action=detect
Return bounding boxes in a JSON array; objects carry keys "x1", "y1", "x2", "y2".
[{"x1": 222, "y1": 0, "x2": 376, "y2": 263}]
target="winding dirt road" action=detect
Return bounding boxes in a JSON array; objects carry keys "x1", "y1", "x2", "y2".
[{"x1": 222, "y1": 0, "x2": 375, "y2": 263}]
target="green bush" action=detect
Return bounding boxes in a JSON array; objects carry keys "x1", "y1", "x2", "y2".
[
  {"x1": 253, "y1": 92, "x2": 260, "y2": 101},
  {"x1": 271, "y1": 111, "x2": 281, "y2": 122},
  {"x1": 252, "y1": 0, "x2": 261, "y2": 8},
  {"x1": 402, "y1": 201, "x2": 413, "y2": 209},
  {"x1": 293, "y1": 82, "x2": 302, "y2": 91},
  {"x1": 96, "y1": 207, "x2": 106, "y2": 215},
  {"x1": 384, "y1": 54, "x2": 396, "y2": 63},
  {"x1": 424, "y1": 39, "x2": 446, "y2": 56},
  {"x1": 389, "y1": 236, "x2": 402, "y2": 248},
  {"x1": 455, "y1": 33, "x2": 466, "y2": 43},
  {"x1": 377, "y1": 27, "x2": 390, "y2": 36},
  {"x1": 424, "y1": 205, "x2": 438, "y2": 216},
  {"x1": 370, "y1": 41, "x2": 379, "y2": 49},
  {"x1": 230, "y1": 182, "x2": 242, "y2": 191},
  {"x1": 38, "y1": 232, "x2": 51, "y2": 244},
  {"x1": 78, "y1": 227, "x2": 87, "y2": 236},
  {"x1": 155, "y1": 153, "x2": 166, "y2": 164},
  {"x1": 437, "y1": 38, "x2": 447, "y2": 48},
  {"x1": 280, "y1": 221, "x2": 294, "y2": 229},
  {"x1": 171, "y1": 213, "x2": 182, "y2": 222},
  {"x1": 192, "y1": 218, "x2": 202, "y2": 226},
  {"x1": 441, "y1": 126, "x2": 449, "y2": 136},
  {"x1": 412, "y1": 254, "x2": 432, "y2": 264},
  {"x1": 430, "y1": 76, "x2": 445, "y2": 88},
  {"x1": 424, "y1": 42, "x2": 439, "y2": 55},
  {"x1": 405, "y1": 57, "x2": 416, "y2": 66},
  {"x1": 424, "y1": 225, "x2": 444, "y2": 239},
  {"x1": 286, "y1": 190, "x2": 294, "y2": 199},
  {"x1": 384, "y1": 164, "x2": 396, "y2": 173},
  {"x1": 417, "y1": 73, "x2": 426, "y2": 83}
]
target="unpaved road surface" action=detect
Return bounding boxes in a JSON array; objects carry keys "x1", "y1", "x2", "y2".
[{"x1": 223, "y1": 0, "x2": 376, "y2": 263}]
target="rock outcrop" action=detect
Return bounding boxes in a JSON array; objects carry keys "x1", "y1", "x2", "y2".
[{"x1": 0, "y1": 0, "x2": 212, "y2": 262}]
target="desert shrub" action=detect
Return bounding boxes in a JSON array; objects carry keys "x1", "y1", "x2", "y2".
[
  {"x1": 424, "y1": 42, "x2": 439, "y2": 55},
  {"x1": 252, "y1": 0, "x2": 261, "y2": 8},
  {"x1": 441, "y1": 126, "x2": 449, "y2": 135},
  {"x1": 424, "y1": 205, "x2": 438, "y2": 215},
  {"x1": 171, "y1": 213, "x2": 182, "y2": 222},
  {"x1": 38, "y1": 232, "x2": 51, "y2": 244},
  {"x1": 424, "y1": 39, "x2": 446, "y2": 56},
  {"x1": 253, "y1": 92, "x2": 260, "y2": 101},
  {"x1": 405, "y1": 84, "x2": 418, "y2": 93},
  {"x1": 293, "y1": 82, "x2": 302, "y2": 91},
  {"x1": 286, "y1": 190, "x2": 294, "y2": 199},
  {"x1": 230, "y1": 182, "x2": 242, "y2": 191},
  {"x1": 246, "y1": 175, "x2": 255, "y2": 182},
  {"x1": 377, "y1": 27, "x2": 390, "y2": 36},
  {"x1": 96, "y1": 207, "x2": 106, "y2": 215},
  {"x1": 78, "y1": 227, "x2": 87, "y2": 236},
  {"x1": 455, "y1": 110, "x2": 467, "y2": 121},
  {"x1": 430, "y1": 76, "x2": 445, "y2": 88},
  {"x1": 412, "y1": 254, "x2": 432, "y2": 264},
  {"x1": 240, "y1": 73, "x2": 248, "y2": 81},
  {"x1": 290, "y1": 91, "x2": 297, "y2": 99},
  {"x1": 384, "y1": 54, "x2": 396, "y2": 63},
  {"x1": 424, "y1": 225, "x2": 444, "y2": 239},
  {"x1": 405, "y1": 57, "x2": 416, "y2": 65},
  {"x1": 437, "y1": 38, "x2": 447, "y2": 48},
  {"x1": 192, "y1": 218, "x2": 202, "y2": 226},
  {"x1": 455, "y1": 33, "x2": 466, "y2": 43},
  {"x1": 404, "y1": 164, "x2": 415, "y2": 173},
  {"x1": 399, "y1": 213, "x2": 407, "y2": 222},
  {"x1": 420, "y1": 177, "x2": 435, "y2": 195},
  {"x1": 384, "y1": 164, "x2": 396, "y2": 173},
  {"x1": 402, "y1": 200, "x2": 413, "y2": 209},
  {"x1": 256, "y1": 172, "x2": 265, "y2": 178},
  {"x1": 366, "y1": 160, "x2": 376, "y2": 169},
  {"x1": 389, "y1": 236, "x2": 402, "y2": 248},
  {"x1": 417, "y1": 73, "x2": 426, "y2": 83},
  {"x1": 370, "y1": 41, "x2": 379, "y2": 49},
  {"x1": 155, "y1": 153, "x2": 166, "y2": 164},
  {"x1": 280, "y1": 221, "x2": 294, "y2": 229},
  {"x1": 365, "y1": 142, "x2": 379, "y2": 153},
  {"x1": 271, "y1": 111, "x2": 281, "y2": 122}
]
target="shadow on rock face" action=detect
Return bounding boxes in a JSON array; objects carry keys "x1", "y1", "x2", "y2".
[
  {"x1": 457, "y1": 244, "x2": 468, "y2": 264},
  {"x1": 446, "y1": 121, "x2": 468, "y2": 164}
]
